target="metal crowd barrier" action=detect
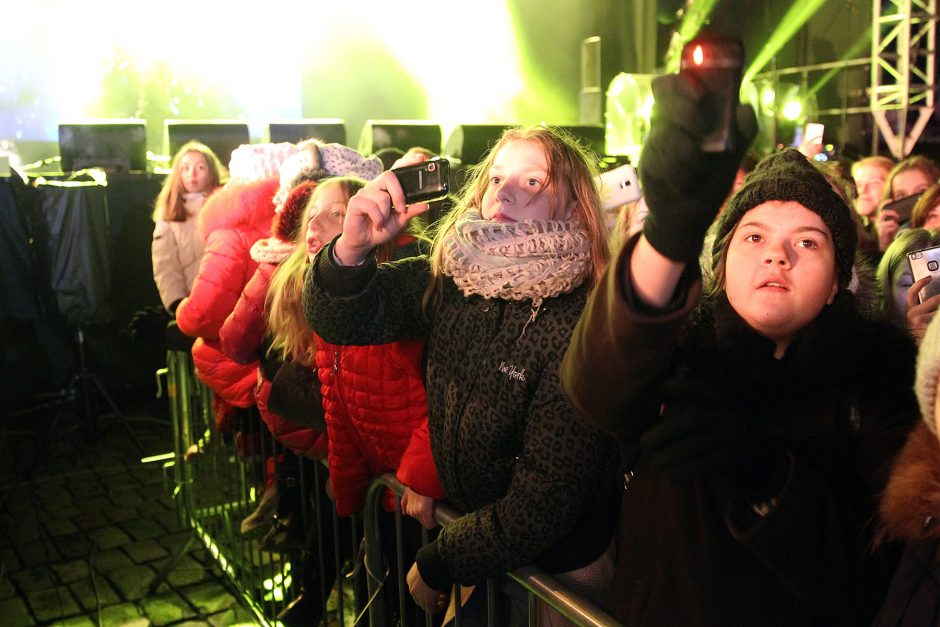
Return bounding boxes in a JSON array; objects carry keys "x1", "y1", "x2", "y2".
[{"x1": 158, "y1": 349, "x2": 624, "y2": 626}]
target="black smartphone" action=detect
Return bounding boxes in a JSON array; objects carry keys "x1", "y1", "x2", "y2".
[
  {"x1": 679, "y1": 33, "x2": 745, "y2": 153},
  {"x1": 883, "y1": 192, "x2": 923, "y2": 224},
  {"x1": 392, "y1": 158, "x2": 450, "y2": 204}
]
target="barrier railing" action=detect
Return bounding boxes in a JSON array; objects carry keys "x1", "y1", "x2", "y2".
[
  {"x1": 160, "y1": 349, "x2": 624, "y2": 626},
  {"x1": 159, "y1": 350, "x2": 363, "y2": 626},
  {"x1": 362, "y1": 474, "x2": 624, "y2": 627}
]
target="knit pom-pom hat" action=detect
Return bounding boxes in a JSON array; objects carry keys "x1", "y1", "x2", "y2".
[
  {"x1": 228, "y1": 143, "x2": 300, "y2": 183},
  {"x1": 916, "y1": 311, "x2": 940, "y2": 435},
  {"x1": 273, "y1": 180, "x2": 318, "y2": 242},
  {"x1": 714, "y1": 148, "x2": 858, "y2": 288},
  {"x1": 273, "y1": 142, "x2": 382, "y2": 209}
]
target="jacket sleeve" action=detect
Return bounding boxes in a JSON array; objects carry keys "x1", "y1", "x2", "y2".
[
  {"x1": 151, "y1": 220, "x2": 190, "y2": 311},
  {"x1": 302, "y1": 239, "x2": 432, "y2": 345},
  {"x1": 560, "y1": 233, "x2": 701, "y2": 440},
  {"x1": 177, "y1": 229, "x2": 257, "y2": 340},
  {"x1": 417, "y1": 346, "x2": 615, "y2": 590},
  {"x1": 396, "y1": 420, "x2": 445, "y2": 500},
  {"x1": 220, "y1": 263, "x2": 275, "y2": 364}
]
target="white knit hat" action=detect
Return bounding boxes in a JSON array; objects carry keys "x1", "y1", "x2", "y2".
[
  {"x1": 228, "y1": 142, "x2": 300, "y2": 183},
  {"x1": 915, "y1": 311, "x2": 940, "y2": 434},
  {"x1": 272, "y1": 141, "x2": 382, "y2": 210}
]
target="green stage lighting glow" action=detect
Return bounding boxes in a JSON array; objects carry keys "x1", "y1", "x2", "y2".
[
  {"x1": 743, "y1": 0, "x2": 829, "y2": 85},
  {"x1": 809, "y1": 25, "x2": 872, "y2": 96},
  {"x1": 782, "y1": 99, "x2": 804, "y2": 121},
  {"x1": 363, "y1": 1, "x2": 523, "y2": 137}
]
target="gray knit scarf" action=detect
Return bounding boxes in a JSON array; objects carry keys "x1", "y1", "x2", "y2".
[{"x1": 440, "y1": 209, "x2": 592, "y2": 306}]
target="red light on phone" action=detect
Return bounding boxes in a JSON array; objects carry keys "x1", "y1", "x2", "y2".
[{"x1": 692, "y1": 45, "x2": 704, "y2": 65}]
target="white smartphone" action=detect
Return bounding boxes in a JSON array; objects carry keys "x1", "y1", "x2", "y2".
[
  {"x1": 908, "y1": 244, "x2": 940, "y2": 303},
  {"x1": 597, "y1": 163, "x2": 641, "y2": 211},
  {"x1": 804, "y1": 122, "x2": 825, "y2": 147}
]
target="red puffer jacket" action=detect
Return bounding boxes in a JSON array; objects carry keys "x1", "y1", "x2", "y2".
[
  {"x1": 176, "y1": 178, "x2": 278, "y2": 408},
  {"x1": 220, "y1": 262, "x2": 328, "y2": 459},
  {"x1": 316, "y1": 336, "x2": 444, "y2": 516}
]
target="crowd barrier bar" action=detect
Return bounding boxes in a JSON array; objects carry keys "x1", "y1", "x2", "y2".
[
  {"x1": 363, "y1": 474, "x2": 625, "y2": 627},
  {"x1": 160, "y1": 348, "x2": 624, "y2": 626}
]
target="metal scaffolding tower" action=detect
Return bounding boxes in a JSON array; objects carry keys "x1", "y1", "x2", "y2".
[{"x1": 870, "y1": 0, "x2": 937, "y2": 158}]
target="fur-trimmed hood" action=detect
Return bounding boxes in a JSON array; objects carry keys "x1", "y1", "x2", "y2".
[
  {"x1": 879, "y1": 421, "x2": 940, "y2": 546},
  {"x1": 198, "y1": 178, "x2": 279, "y2": 241}
]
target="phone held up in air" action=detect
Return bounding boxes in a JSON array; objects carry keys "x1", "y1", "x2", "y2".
[
  {"x1": 883, "y1": 192, "x2": 923, "y2": 225},
  {"x1": 596, "y1": 163, "x2": 642, "y2": 211},
  {"x1": 908, "y1": 244, "x2": 940, "y2": 304},
  {"x1": 391, "y1": 158, "x2": 450, "y2": 205},
  {"x1": 679, "y1": 33, "x2": 745, "y2": 153}
]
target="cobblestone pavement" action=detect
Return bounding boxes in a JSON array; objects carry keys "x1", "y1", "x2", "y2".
[{"x1": 0, "y1": 390, "x2": 260, "y2": 626}]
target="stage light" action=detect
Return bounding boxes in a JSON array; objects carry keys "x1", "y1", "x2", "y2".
[
  {"x1": 782, "y1": 100, "x2": 804, "y2": 121},
  {"x1": 744, "y1": 0, "x2": 829, "y2": 85},
  {"x1": 605, "y1": 73, "x2": 655, "y2": 164}
]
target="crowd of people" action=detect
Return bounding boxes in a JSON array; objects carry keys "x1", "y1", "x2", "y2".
[{"x1": 142, "y1": 70, "x2": 940, "y2": 625}]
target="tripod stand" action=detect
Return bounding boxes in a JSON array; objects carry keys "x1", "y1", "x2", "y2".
[{"x1": 40, "y1": 323, "x2": 147, "y2": 457}]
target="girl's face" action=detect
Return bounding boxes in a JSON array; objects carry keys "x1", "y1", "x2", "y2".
[
  {"x1": 891, "y1": 169, "x2": 932, "y2": 201},
  {"x1": 923, "y1": 201, "x2": 940, "y2": 230},
  {"x1": 481, "y1": 139, "x2": 573, "y2": 223},
  {"x1": 179, "y1": 151, "x2": 211, "y2": 194},
  {"x1": 305, "y1": 184, "x2": 347, "y2": 262},
  {"x1": 891, "y1": 257, "x2": 915, "y2": 321},
  {"x1": 853, "y1": 163, "x2": 888, "y2": 217},
  {"x1": 724, "y1": 201, "x2": 839, "y2": 357}
]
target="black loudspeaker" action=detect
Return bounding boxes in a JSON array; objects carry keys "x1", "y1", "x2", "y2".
[
  {"x1": 558, "y1": 125, "x2": 606, "y2": 156},
  {"x1": 443, "y1": 124, "x2": 512, "y2": 165},
  {"x1": 268, "y1": 119, "x2": 346, "y2": 146},
  {"x1": 358, "y1": 121, "x2": 442, "y2": 156},
  {"x1": 164, "y1": 120, "x2": 250, "y2": 168},
  {"x1": 58, "y1": 121, "x2": 147, "y2": 173}
]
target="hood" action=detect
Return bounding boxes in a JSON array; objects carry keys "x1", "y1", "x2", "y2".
[
  {"x1": 198, "y1": 178, "x2": 279, "y2": 241},
  {"x1": 879, "y1": 421, "x2": 940, "y2": 545}
]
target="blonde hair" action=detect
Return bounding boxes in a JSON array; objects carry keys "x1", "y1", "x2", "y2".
[
  {"x1": 265, "y1": 177, "x2": 366, "y2": 365},
  {"x1": 152, "y1": 141, "x2": 225, "y2": 222},
  {"x1": 911, "y1": 182, "x2": 940, "y2": 228},
  {"x1": 881, "y1": 155, "x2": 940, "y2": 204},
  {"x1": 422, "y1": 126, "x2": 609, "y2": 312}
]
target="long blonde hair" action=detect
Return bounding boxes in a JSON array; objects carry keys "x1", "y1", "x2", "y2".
[
  {"x1": 265, "y1": 177, "x2": 366, "y2": 365},
  {"x1": 152, "y1": 141, "x2": 225, "y2": 222},
  {"x1": 423, "y1": 126, "x2": 609, "y2": 312}
]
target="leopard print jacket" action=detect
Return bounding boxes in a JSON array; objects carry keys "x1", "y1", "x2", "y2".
[{"x1": 303, "y1": 245, "x2": 617, "y2": 586}]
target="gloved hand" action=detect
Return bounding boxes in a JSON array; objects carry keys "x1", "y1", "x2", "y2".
[
  {"x1": 128, "y1": 305, "x2": 171, "y2": 346},
  {"x1": 640, "y1": 370, "x2": 788, "y2": 500},
  {"x1": 639, "y1": 73, "x2": 758, "y2": 262}
]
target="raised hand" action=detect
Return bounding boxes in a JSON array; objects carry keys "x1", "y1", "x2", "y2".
[{"x1": 333, "y1": 158, "x2": 431, "y2": 266}]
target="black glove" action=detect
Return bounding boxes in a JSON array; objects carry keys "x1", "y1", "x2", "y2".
[
  {"x1": 640, "y1": 371, "x2": 788, "y2": 500},
  {"x1": 639, "y1": 73, "x2": 757, "y2": 262},
  {"x1": 129, "y1": 306, "x2": 172, "y2": 346}
]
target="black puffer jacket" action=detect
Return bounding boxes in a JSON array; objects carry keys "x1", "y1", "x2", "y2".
[{"x1": 303, "y1": 241, "x2": 617, "y2": 591}]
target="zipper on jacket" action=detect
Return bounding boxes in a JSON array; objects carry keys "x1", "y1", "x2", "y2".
[{"x1": 333, "y1": 350, "x2": 339, "y2": 373}]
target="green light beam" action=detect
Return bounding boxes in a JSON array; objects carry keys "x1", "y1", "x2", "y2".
[
  {"x1": 808, "y1": 24, "x2": 872, "y2": 96},
  {"x1": 664, "y1": 0, "x2": 723, "y2": 73},
  {"x1": 743, "y1": 0, "x2": 830, "y2": 85}
]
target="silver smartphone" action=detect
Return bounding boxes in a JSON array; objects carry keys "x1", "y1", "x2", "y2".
[{"x1": 908, "y1": 244, "x2": 940, "y2": 303}]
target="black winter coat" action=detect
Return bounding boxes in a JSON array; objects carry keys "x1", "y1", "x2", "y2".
[
  {"x1": 561, "y1": 236, "x2": 919, "y2": 626},
  {"x1": 303, "y1": 242, "x2": 617, "y2": 592}
]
